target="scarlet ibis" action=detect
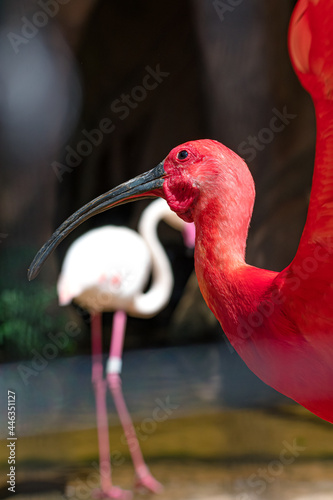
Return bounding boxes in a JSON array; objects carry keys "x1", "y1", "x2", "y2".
[
  {"x1": 28, "y1": 0, "x2": 333, "y2": 426},
  {"x1": 57, "y1": 198, "x2": 194, "y2": 499}
]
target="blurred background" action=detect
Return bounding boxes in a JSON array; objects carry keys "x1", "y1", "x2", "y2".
[{"x1": 1, "y1": 0, "x2": 333, "y2": 499}]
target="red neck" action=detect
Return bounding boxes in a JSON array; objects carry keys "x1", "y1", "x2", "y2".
[{"x1": 194, "y1": 202, "x2": 277, "y2": 344}]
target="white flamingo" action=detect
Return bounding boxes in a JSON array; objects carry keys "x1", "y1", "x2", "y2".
[{"x1": 57, "y1": 198, "x2": 195, "y2": 499}]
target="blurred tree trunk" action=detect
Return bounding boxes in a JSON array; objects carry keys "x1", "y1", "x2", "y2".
[
  {"x1": 0, "y1": 0, "x2": 96, "y2": 287},
  {"x1": 0, "y1": 0, "x2": 94, "y2": 359}
]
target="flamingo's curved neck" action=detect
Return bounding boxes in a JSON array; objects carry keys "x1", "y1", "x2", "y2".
[{"x1": 132, "y1": 202, "x2": 173, "y2": 317}]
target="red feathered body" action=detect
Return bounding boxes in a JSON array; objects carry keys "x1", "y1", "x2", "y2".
[
  {"x1": 195, "y1": 251, "x2": 333, "y2": 423},
  {"x1": 186, "y1": 131, "x2": 333, "y2": 423},
  {"x1": 163, "y1": 0, "x2": 333, "y2": 423}
]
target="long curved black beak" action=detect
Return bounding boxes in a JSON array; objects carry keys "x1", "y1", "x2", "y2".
[{"x1": 28, "y1": 161, "x2": 166, "y2": 281}]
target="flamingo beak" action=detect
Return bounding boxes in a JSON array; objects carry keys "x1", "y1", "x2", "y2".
[{"x1": 28, "y1": 161, "x2": 166, "y2": 280}]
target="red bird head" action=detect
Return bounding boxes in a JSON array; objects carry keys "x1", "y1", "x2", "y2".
[
  {"x1": 28, "y1": 140, "x2": 255, "y2": 280},
  {"x1": 289, "y1": 0, "x2": 333, "y2": 101},
  {"x1": 162, "y1": 140, "x2": 255, "y2": 228}
]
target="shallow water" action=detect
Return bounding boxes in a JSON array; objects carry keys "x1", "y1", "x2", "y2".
[{"x1": 1, "y1": 343, "x2": 333, "y2": 499}]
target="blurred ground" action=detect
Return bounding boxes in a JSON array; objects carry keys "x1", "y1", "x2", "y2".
[
  {"x1": 3, "y1": 462, "x2": 333, "y2": 500},
  {"x1": 1, "y1": 416, "x2": 333, "y2": 500}
]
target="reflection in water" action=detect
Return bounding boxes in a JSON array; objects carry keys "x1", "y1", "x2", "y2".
[{"x1": 1, "y1": 342, "x2": 284, "y2": 437}]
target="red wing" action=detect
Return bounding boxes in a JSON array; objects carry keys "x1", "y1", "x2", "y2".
[
  {"x1": 274, "y1": 0, "x2": 333, "y2": 333},
  {"x1": 288, "y1": 0, "x2": 333, "y2": 249}
]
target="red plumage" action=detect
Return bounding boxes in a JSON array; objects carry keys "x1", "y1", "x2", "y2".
[
  {"x1": 160, "y1": 0, "x2": 333, "y2": 423},
  {"x1": 165, "y1": 0, "x2": 333, "y2": 422},
  {"x1": 28, "y1": 0, "x2": 333, "y2": 424}
]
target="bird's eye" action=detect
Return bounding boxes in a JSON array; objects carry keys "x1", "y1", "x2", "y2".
[{"x1": 177, "y1": 150, "x2": 189, "y2": 161}]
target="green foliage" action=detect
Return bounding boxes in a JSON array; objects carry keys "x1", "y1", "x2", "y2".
[{"x1": 0, "y1": 284, "x2": 76, "y2": 361}]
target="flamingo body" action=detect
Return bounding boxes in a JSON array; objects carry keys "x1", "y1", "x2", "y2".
[
  {"x1": 57, "y1": 198, "x2": 193, "y2": 317},
  {"x1": 55, "y1": 198, "x2": 193, "y2": 498},
  {"x1": 57, "y1": 225, "x2": 152, "y2": 313}
]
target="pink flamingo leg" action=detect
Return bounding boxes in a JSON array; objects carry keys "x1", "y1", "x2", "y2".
[
  {"x1": 91, "y1": 313, "x2": 132, "y2": 500},
  {"x1": 107, "y1": 310, "x2": 163, "y2": 494}
]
